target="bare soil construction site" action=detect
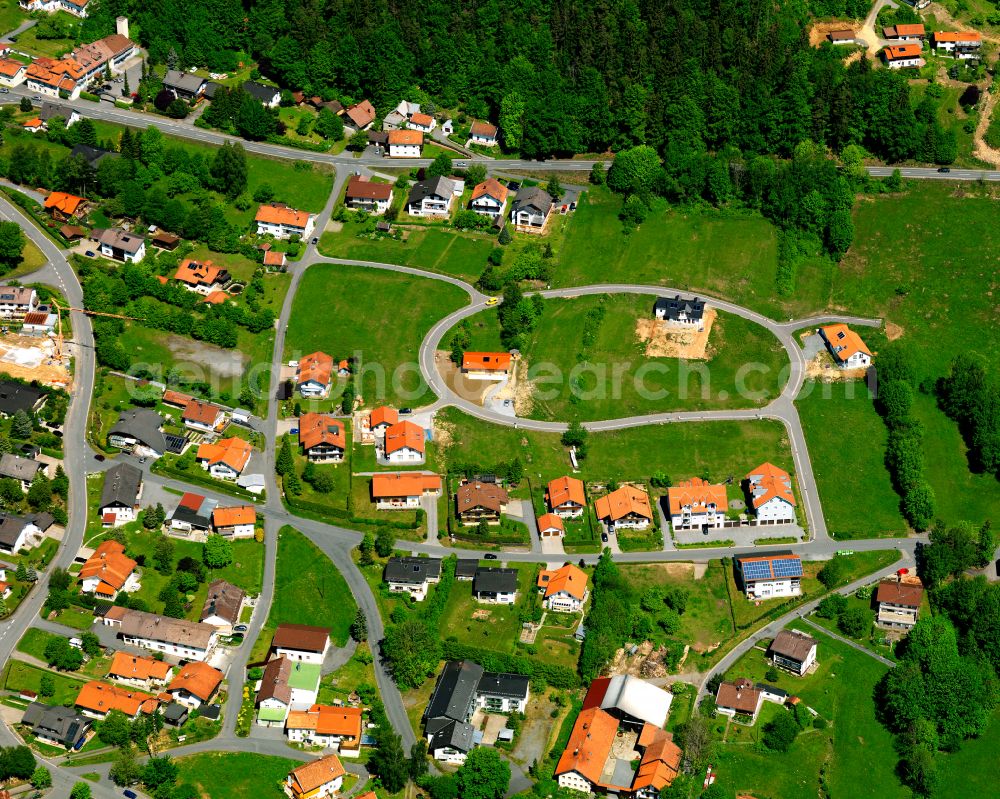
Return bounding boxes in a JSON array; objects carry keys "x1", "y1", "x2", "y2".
[{"x1": 0, "y1": 334, "x2": 71, "y2": 387}]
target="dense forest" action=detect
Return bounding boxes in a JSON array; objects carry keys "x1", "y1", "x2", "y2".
[{"x1": 76, "y1": 0, "x2": 928, "y2": 161}]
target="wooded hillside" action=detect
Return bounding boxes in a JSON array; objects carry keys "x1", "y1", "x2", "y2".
[{"x1": 83, "y1": 0, "x2": 920, "y2": 159}]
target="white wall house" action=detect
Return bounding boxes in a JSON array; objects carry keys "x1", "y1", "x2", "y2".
[
  {"x1": 254, "y1": 204, "x2": 316, "y2": 240},
  {"x1": 737, "y1": 554, "x2": 803, "y2": 600},
  {"x1": 388, "y1": 129, "x2": 423, "y2": 157},
  {"x1": 667, "y1": 478, "x2": 726, "y2": 531},
  {"x1": 746, "y1": 463, "x2": 797, "y2": 524}
]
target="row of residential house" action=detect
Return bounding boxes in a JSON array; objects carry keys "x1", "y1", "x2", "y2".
[
  {"x1": 344, "y1": 175, "x2": 555, "y2": 233},
  {"x1": 878, "y1": 25, "x2": 982, "y2": 68},
  {"x1": 385, "y1": 555, "x2": 589, "y2": 611}
]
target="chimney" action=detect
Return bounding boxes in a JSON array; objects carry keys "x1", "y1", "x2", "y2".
[{"x1": 116, "y1": 16, "x2": 129, "y2": 39}]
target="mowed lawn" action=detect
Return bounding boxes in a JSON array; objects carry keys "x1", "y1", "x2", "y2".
[
  {"x1": 714, "y1": 622, "x2": 908, "y2": 799},
  {"x1": 440, "y1": 563, "x2": 539, "y2": 654},
  {"x1": 457, "y1": 294, "x2": 787, "y2": 420},
  {"x1": 285, "y1": 263, "x2": 469, "y2": 408},
  {"x1": 556, "y1": 188, "x2": 832, "y2": 319},
  {"x1": 174, "y1": 752, "x2": 299, "y2": 799},
  {"x1": 436, "y1": 406, "x2": 795, "y2": 486},
  {"x1": 839, "y1": 182, "x2": 999, "y2": 376},
  {"x1": 934, "y1": 709, "x2": 1000, "y2": 799},
  {"x1": 796, "y1": 381, "x2": 906, "y2": 538},
  {"x1": 249, "y1": 527, "x2": 357, "y2": 662},
  {"x1": 319, "y1": 218, "x2": 495, "y2": 283}
]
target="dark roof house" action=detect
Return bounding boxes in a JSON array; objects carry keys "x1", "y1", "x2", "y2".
[
  {"x1": 653, "y1": 295, "x2": 705, "y2": 323},
  {"x1": 200, "y1": 579, "x2": 246, "y2": 626},
  {"x1": 69, "y1": 143, "x2": 118, "y2": 168},
  {"x1": 100, "y1": 462, "x2": 142, "y2": 511},
  {"x1": 472, "y1": 567, "x2": 518, "y2": 595},
  {"x1": 384, "y1": 557, "x2": 442, "y2": 585},
  {"x1": 21, "y1": 702, "x2": 91, "y2": 749},
  {"x1": 109, "y1": 408, "x2": 166, "y2": 454},
  {"x1": 0, "y1": 380, "x2": 45, "y2": 416}
]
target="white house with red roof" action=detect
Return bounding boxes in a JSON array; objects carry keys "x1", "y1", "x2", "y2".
[
  {"x1": 255, "y1": 203, "x2": 315, "y2": 240},
  {"x1": 819, "y1": 324, "x2": 872, "y2": 369},
  {"x1": 746, "y1": 463, "x2": 797, "y2": 524},
  {"x1": 382, "y1": 421, "x2": 425, "y2": 464}
]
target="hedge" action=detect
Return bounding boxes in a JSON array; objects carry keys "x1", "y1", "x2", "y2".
[
  {"x1": 440, "y1": 640, "x2": 579, "y2": 688},
  {"x1": 80, "y1": 92, "x2": 100, "y2": 102}
]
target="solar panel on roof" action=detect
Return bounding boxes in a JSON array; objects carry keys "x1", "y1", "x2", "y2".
[
  {"x1": 164, "y1": 435, "x2": 187, "y2": 454},
  {"x1": 772, "y1": 558, "x2": 803, "y2": 577},
  {"x1": 741, "y1": 560, "x2": 773, "y2": 581}
]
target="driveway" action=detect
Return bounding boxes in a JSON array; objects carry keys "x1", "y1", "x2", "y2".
[{"x1": 540, "y1": 534, "x2": 565, "y2": 556}]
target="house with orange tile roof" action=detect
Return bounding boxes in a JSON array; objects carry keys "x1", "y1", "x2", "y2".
[
  {"x1": 536, "y1": 512, "x2": 565, "y2": 538},
  {"x1": 43, "y1": 192, "x2": 85, "y2": 221},
  {"x1": 556, "y1": 677, "x2": 681, "y2": 796},
  {"x1": 345, "y1": 175, "x2": 394, "y2": 214},
  {"x1": 22, "y1": 117, "x2": 45, "y2": 133},
  {"x1": 456, "y1": 480, "x2": 509, "y2": 525},
  {"x1": 407, "y1": 111, "x2": 436, "y2": 133},
  {"x1": 883, "y1": 22, "x2": 925, "y2": 40},
  {"x1": 297, "y1": 413, "x2": 345, "y2": 462},
  {"x1": 470, "y1": 178, "x2": 509, "y2": 220},
  {"x1": 371, "y1": 472, "x2": 442, "y2": 510},
  {"x1": 746, "y1": 462, "x2": 796, "y2": 524},
  {"x1": 263, "y1": 249, "x2": 287, "y2": 269},
  {"x1": 24, "y1": 57, "x2": 84, "y2": 100},
  {"x1": 181, "y1": 399, "x2": 226, "y2": 433},
  {"x1": 211, "y1": 505, "x2": 257, "y2": 538},
  {"x1": 79, "y1": 539, "x2": 138, "y2": 599},
  {"x1": 285, "y1": 753, "x2": 346, "y2": 799},
  {"x1": 21, "y1": 0, "x2": 95, "y2": 22},
  {"x1": 819, "y1": 324, "x2": 872, "y2": 369},
  {"x1": 594, "y1": 485, "x2": 652, "y2": 531},
  {"x1": 546, "y1": 476, "x2": 586, "y2": 518},
  {"x1": 167, "y1": 661, "x2": 223, "y2": 709},
  {"x1": 107, "y1": 652, "x2": 172, "y2": 690},
  {"x1": 161, "y1": 390, "x2": 193, "y2": 409},
  {"x1": 736, "y1": 552, "x2": 802, "y2": 600},
  {"x1": 461, "y1": 351, "x2": 512, "y2": 380},
  {"x1": 715, "y1": 677, "x2": 765, "y2": 721},
  {"x1": 388, "y1": 128, "x2": 423, "y2": 157},
  {"x1": 667, "y1": 477, "x2": 727, "y2": 531},
  {"x1": 196, "y1": 437, "x2": 253, "y2": 480},
  {"x1": 537, "y1": 564, "x2": 588, "y2": 612},
  {"x1": 0, "y1": 57, "x2": 26, "y2": 87},
  {"x1": 255, "y1": 202, "x2": 316, "y2": 240},
  {"x1": 0, "y1": 581, "x2": 10, "y2": 600},
  {"x1": 382, "y1": 420, "x2": 425, "y2": 464},
  {"x1": 345, "y1": 99, "x2": 376, "y2": 130},
  {"x1": 173, "y1": 259, "x2": 231, "y2": 295},
  {"x1": 295, "y1": 351, "x2": 334, "y2": 398},
  {"x1": 881, "y1": 42, "x2": 924, "y2": 69},
  {"x1": 932, "y1": 30, "x2": 981, "y2": 57},
  {"x1": 75, "y1": 681, "x2": 158, "y2": 720},
  {"x1": 365, "y1": 406, "x2": 398, "y2": 440},
  {"x1": 470, "y1": 120, "x2": 498, "y2": 146},
  {"x1": 285, "y1": 704, "x2": 364, "y2": 754}
]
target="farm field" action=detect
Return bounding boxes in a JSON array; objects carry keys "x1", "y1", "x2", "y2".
[
  {"x1": 713, "y1": 622, "x2": 908, "y2": 799},
  {"x1": 249, "y1": 526, "x2": 357, "y2": 662},
  {"x1": 456, "y1": 294, "x2": 787, "y2": 420},
  {"x1": 436, "y1": 407, "x2": 795, "y2": 488},
  {"x1": 285, "y1": 263, "x2": 469, "y2": 408}
]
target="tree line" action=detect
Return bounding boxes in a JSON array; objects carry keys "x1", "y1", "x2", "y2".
[
  {"x1": 73, "y1": 0, "x2": 934, "y2": 165},
  {"x1": 936, "y1": 354, "x2": 1000, "y2": 480}
]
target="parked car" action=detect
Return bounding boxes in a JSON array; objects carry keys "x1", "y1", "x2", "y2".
[
  {"x1": 95, "y1": 454, "x2": 106, "y2": 462},
  {"x1": 399, "y1": 407, "x2": 412, "y2": 415},
  {"x1": 484, "y1": 553, "x2": 498, "y2": 560},
  {"x1": 311, "y1": 237, "x2": 318, "y2": 244},
  {"x1": 485, "y1": 296, "x2": 499, "y2": 306},
  {"x1": 601, "y1": 532, "x2": 609, "y2": 543},
  {"x1": 289, "y1": 428, "x2": 299, "y2": 435},
  {"x1": 85, "y1": 250, "x2": 96, "y2": 257},
  {"x1": 0, "y1": 88, "x2": 8, "y2": 94},
  {"x1": 507, "y1": 181, "x2": 521, "y2": 191},
  {"x1": 233, "y1": 624, "x2": 248, "y2": 633},
  {"x1": 124, "y1": 791, "x2": 138, "y2": 799}
]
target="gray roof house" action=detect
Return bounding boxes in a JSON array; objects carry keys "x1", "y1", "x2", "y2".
[
  {"x1": 510, "y1": 187, "x2": 553, "y2": 231},
  {"x1": 99, "y1": 462, "x2": 143, "y2": 516},
  {"x1": 384, "y1": 556, "x2": 442, "y2": 585},
  {"x1": 69, "y1": 144, "x2": 119, "y2": 168},
  {"x1": 406, "y1": 177, "x2": 460, "y2": 217},
  {"x1": 242, "y1": 81, "x2": 281, "y2": 107},
  {"x1": 0, "y1": 453, "x2": 44, "y2": 488},
  {"x1": 21, "y1": 702, "x2": 91, "y2": 749},
  {"x1": 0, "y1": 380, "x2": 46, "y2": 416},
  {"x1": 0, "y1": 513, "x2": 43, "y2": 554},
  {"x1": 163, "y1": 69, "x2": 207, "y2": 100},
  {"x1": 653, "y1": 295, "x2": 705, "y2": 325},
  {"x1": 94, "y1": 228, "x2": 145, "y2": 263},
  {"x1": 472, "y1": 567, "x2": 519, "y2": 603},
  {"x1": 423, "y1": 660, "x2": 530, "y2": 762},
  {"x1": 40, "y1": 102, "x2": 81, "y2": 127},
  {"x1": 455, "y1": 559, "x2": 479, "y2": 580},
  {"x1": 108, "y1": 409, "x2": 166, "y2": 457}
]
